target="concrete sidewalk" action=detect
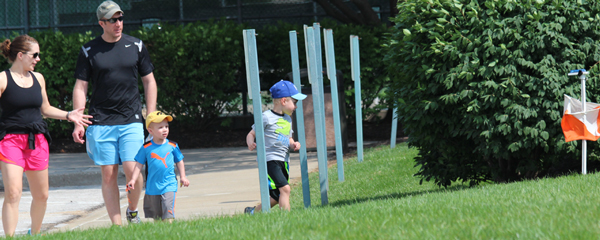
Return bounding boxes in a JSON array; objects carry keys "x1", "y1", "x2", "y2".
[{"x1": 0, "y1": 147, "x2": 321, "y2": 236}]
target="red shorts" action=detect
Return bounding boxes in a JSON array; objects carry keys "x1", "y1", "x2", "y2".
[{"x1": 0, "y1": 133, "x2": 49, "y2": 171}]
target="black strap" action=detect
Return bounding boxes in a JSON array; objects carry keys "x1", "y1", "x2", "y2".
[{"x1": 28, "y1": 132, "x2": 35, "y2": 150}]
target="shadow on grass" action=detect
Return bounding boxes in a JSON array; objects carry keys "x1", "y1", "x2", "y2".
[{"x1": 327, "y1": 185, "x2": 471, "y2": 208}]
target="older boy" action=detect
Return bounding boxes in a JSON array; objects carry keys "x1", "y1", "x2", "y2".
[{"x1": 245, "y1": 80, "x2": 306, "y2": 214}]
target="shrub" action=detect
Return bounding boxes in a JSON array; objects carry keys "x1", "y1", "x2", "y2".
[
  {"x1": 130, "y1": 20, "x2": 245, "y2": 129},
  {"x1": 384, "y1": 0, "x2": 600, "y2": 187}
]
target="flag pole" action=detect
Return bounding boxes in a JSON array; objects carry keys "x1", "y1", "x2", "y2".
[{"x1": 568, "y1": 69, "x2": 589, "y2": 174}]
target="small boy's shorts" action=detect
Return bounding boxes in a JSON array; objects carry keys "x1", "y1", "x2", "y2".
[
  {"x1": 267, "y1": 160, "x2": 289, "y2": 202},
  {"x1": 143, "y1": 191, "x2": 176, "y2": 220}
]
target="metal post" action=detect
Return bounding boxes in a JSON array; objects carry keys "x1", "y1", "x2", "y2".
[
  {"x1": 581, "y1": 74, "x2": 587, "y2": 175},
  {"x1": 49, "y1": 0, "x2": 54, "y2": 31},
  {"x1": 179, "y1": 0, "x2": 184, "y2": 22},
  {"x1": 23, "y1": 0, "x2": 30, "y2": 34},
  {"x1": 313, "y1": 23, "x2": 328, "y2": 155},
  {"x1": 304, "y1": 25, "x2": 328, "y2": 205},
  {"x1": 289, "y1": 30, "x2": 311, "y2": 208},
  {"x1": 243, "y1": 29, "x2": 271, "y2": 212},
  {"x1": 568, "y1": 69, "x2": 589, "y2": 175},
  {"x1": 313, "y1": 22, "x2": 330, "y2": 193},
  {"x1": 237, "y1": 0, "x2": 243, "y2": 24},
  {"x1": 391, "y1": 107, "x2": 399, "y2": 148},
  {"x1": 323, "y1": 28, "x2": 344, "y2": 182},
  {"x1": 313, "y1": 2, "x2": 318, "y2": 22},
  {"x1": 34, "y1": 0, "x2": 39, "y2": 27},
  {"x1": 351, "y1": 35, "x2": 363, "y2": 162}
]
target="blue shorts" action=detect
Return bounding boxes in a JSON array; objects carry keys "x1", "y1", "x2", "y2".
[{"x1": 86, "y1": 123, "x2": 144, "y2": 166}]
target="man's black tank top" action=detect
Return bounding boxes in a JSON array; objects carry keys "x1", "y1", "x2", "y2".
[{"x1": 0, "y1": 70, "x2": 44, "y2": 130}]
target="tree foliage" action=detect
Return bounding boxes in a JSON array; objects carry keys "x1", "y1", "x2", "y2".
[{"x1": 384, "y1": 0, "x2": 600, "y2": 187}]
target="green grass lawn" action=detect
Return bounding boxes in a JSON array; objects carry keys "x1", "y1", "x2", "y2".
[{"x1": 32, "y1": 143, "x2": 600, "y2": 239}]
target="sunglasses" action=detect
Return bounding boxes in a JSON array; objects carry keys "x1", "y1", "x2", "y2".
[
  {"x1": 23, "y1": 52, "x2": 40, "y2": 59},
  {"x1": 101, "y1": 16, "x2": 123, "y2": 23}
]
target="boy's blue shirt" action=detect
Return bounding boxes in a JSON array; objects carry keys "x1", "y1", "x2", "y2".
[{"x1": 134, "y1": 139, "x2": 184, "y2": 195}]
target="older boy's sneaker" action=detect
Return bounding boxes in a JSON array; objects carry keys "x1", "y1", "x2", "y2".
[
  {"x1": 244, "y1": 207, "x2": 255, "y2": 215},
  {"x1": 126, "y1": 210, "x2": 141, "y2": 223}
]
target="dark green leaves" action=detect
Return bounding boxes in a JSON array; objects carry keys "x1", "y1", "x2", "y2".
[{"x1": 385, "y1": 0, "x2": 600, "y2": 187}]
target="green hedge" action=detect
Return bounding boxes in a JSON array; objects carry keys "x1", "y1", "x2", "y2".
[
  {"x1": 130, "y1": 20, "x2": 246, "y2": 129},
  {"x1": 0, "y1": 20, "x2": 389, "y2": 139},
  {"x1": 385, "y1": 0, "x2": 600, "y2": 187}
]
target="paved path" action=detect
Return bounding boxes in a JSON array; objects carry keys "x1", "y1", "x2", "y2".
[{"x1": 0, "y1": 147, "x2": 322, "y2": 236}]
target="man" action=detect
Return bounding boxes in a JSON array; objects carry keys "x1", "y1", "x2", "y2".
[{"x1": 72, "y1": 0, "x2": 157, "y2": 225}]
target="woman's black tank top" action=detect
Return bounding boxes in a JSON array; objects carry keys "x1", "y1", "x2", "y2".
[{"x1": 0, "y1": 70, "x2": 44, "y2": 130}]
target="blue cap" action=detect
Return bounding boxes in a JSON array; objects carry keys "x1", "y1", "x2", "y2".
[{"x1": 269, "y1": 80, "x2": 307, "y2": 100}]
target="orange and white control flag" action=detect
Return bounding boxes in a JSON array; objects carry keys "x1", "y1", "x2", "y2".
[{"x1": 561, "y1": 94, "x2": 600, "y2": 142}]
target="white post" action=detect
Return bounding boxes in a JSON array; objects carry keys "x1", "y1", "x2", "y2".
[
  {"x1": 568, "y1": 69, "x2": 589, "y2": 175},
  {"x1": 581, "y1": 74, "x2": 587, "y2": 175}
]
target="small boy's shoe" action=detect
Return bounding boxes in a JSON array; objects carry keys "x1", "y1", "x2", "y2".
[
  {"x1": 126, "y1": 210, "x2": 141, "y2": 224},
  {"x1": 244, "y1": 206, "x2": 255, "y2": 215}
]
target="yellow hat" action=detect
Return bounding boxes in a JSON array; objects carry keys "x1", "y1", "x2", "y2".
[{"x1": 146, "y1": 111, "x2": 173, "y2": 129}]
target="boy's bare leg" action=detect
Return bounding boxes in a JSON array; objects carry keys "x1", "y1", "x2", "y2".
[
  {"x1": 100, "y1": 165, "x2": 122, "y2": 225},
  {"x1": 278, "y1": 185, "x2": 291, "y2": 211},
  {"x1": 254, "y1": 197, "x2": 279, "y2": 212},
  {"x1": 123, "y1": 161, "x2": 143, "y2": 211}
]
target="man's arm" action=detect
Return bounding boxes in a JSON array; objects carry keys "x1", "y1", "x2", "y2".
[
  {"x1": 72, "y1": 79, "x2": 89, "y2": 144},
  {"x1": 141, "y1": 73, "x2": 157, "y2": 115}
]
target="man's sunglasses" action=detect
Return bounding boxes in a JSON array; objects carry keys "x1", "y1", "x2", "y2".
[
  {"x1": 23, "y1": 52, "x2": 40, "y2": 58},
  {"x1": 101, "y1": 16, "x2": 123, "y2": 23}
]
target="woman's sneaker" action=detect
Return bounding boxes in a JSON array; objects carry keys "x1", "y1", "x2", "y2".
[{"x1": 126, "y1": 210, "x2": 141, "y2": 223}]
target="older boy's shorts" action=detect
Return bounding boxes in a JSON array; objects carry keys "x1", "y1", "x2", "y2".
[
  {"x1": 0, "y1": 133, "x2": 49, "y2": 171},
  {"x1": 144, "y1": 191, "x2": 176, "y2": 220},
  {"x1": 267, "y1": 160, "x2": 289, "y2": 202},
  {"x1": 86, "y1": 123, "x2": 143, "y2": 165}
]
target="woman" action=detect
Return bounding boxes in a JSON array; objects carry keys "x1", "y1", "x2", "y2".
[{"x1": 0, "y1": 35, "x2": 92, "y2": 236}]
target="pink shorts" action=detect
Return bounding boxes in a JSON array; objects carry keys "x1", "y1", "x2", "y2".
[{"x1": 0, "y1": 133, "x2": 49, "y2": 171}]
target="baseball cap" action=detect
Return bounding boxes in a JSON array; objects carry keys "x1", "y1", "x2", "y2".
[
  {"x1": 146, "y1": 111, "x2": 173, "y2": 129},
  {"x1": 269, "y1": 80, "x2": 307, "y2": 100},
  {"x1": 97, "y1": 1, "x2": 123, "y2": 20}
]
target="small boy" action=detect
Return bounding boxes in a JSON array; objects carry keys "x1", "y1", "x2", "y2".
[
  {"x1": 127, "y1": 111, "x2": 190, "y2": 222},
  {"x1": 244, "y1": 80, "x2": 307, "y2": 214}
]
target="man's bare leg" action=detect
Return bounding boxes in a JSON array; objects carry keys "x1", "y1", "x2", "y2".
[
  {"x1": 100, "y1": 164, "x2": 121, "y2": 225},
  {"x1": 123, "y1": 161, "x2": 143, "y2": 211}
]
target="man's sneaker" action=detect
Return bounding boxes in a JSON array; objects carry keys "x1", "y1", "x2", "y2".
[
  {"x1": 126, "y1": 210, "x2": 141, "y2": 224},
  {"x1": 244, "y1": 206, "x2": 255, "y2": 215}
]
